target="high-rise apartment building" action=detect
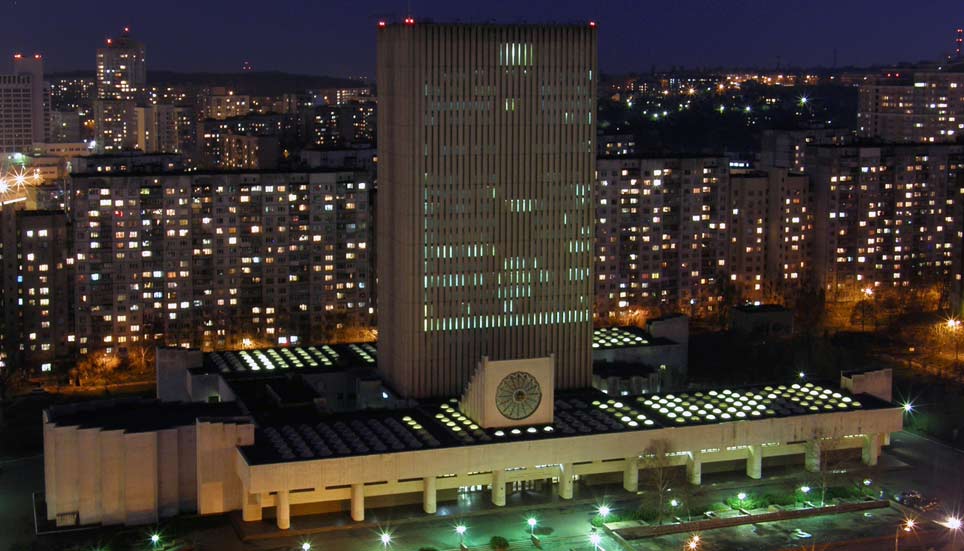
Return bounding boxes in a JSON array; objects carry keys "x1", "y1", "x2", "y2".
[
  {"x1": 809, "y1": 143, "x2": 964, "y2": 299},
  {"x1": 857, "y1": 67, "x2": 964, "y2": 143},
  {"x1": 594, "y1": 156, "x2": 730, "y2": 318},
  {"x1": 70, "y1": 170, "x2": 371, "y2": 355},
  {"x1": 759, "y1": 128, "x2": 852, "y2": 172},
  {"x1": 377, "y1": 23, "x2": 597, "y2": 398},
  {"x1": 1, "y1": 54, "x2": 50, "y2": 153},
  {"x1": 94, "y1": 28, "x2": 146, "y2": 152},
  {"x1": 201, "y1": 88, "x2": 250, "y2": 120}
]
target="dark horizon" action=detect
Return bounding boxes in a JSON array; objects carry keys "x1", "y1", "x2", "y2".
[{"x1": 2, "y1": 0, "x2": 960, "y2": 77}]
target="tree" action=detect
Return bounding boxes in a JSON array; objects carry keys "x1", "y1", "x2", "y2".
[
  {"x1": 641, "y1": 439, "x2": 679, "y2": 525},
  {"x1": 128, "y1": 345, "x2": 155, "y2": 373},
  {"x1": 72, "y1": 350, "x2": 121, "y2": 386},
  {"x1": 850, "y1": 300, "x2": 877, "y2": 332},
  {"x1": 489, "y1": 536, "x2": 509, "y2": 551}
]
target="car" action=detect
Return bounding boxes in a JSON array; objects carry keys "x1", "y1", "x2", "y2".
[
  {"x1": 895, "y1": 490, "x2": 923, "y2": 507},
  {"x1": 918, "y1": 497, "x2": 941, "y2": 511}
]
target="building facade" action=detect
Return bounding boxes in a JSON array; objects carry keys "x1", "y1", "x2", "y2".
[
  {"x1": 809, "y1": 143, "x2": 964, "y2": 300},
  {"x1": 94, "y1": 29, "x2": 146, "y2": 152},
  {"x1": 1, "y1": 54, "x2": 50, "y2": 153},
  {"x1": 377, "y1": 23, "x2": 598, "y2": 398},
  {"x1": 594, "y1": 156, "x2": 730, "y2": 318},
  {"x1": 70, "y1": 170, "x2": 372, "y2": 356},
  {"x1": 857, "y1": 68, "x2": 964, "y2": 143}
]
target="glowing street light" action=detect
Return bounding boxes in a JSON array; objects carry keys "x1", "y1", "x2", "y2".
[
  {"x1": 598, "y1": 505, "x2": 611, "y2": 518},
  {"x1": 799, "y1": 96, "x2": 809, "y2": 106},
  {"x1": 302, "y1": 543, "x2": 311, "y2": 551},
  {"x1": 800, "y1": 485, "x2": 811, "y2": 494},
  {"x1": 902, "y1": 402, "x2": 914, "y2": 413},
  {"x1": 589, "y1": 533, "x2": 602, "y2": 551},
  {"x1": 380, "y1": 532, "x2": 392, "y2": 546},
  {"x1": 670, "y1": 499, "x2": 680, "y2": 508},
  {"x1": 527, "y1": 517, "x2": 537, "y2": 535},
  {"x1": 455, "y1": 523, "x2": 467, "y2": 547},
  {"x1": 150, "y1": 533, "x2": 160, "y2": 546},
  {"x1": 944, "y1": 517, "x2": 962, "y2": 530},
  {"x1": 687, "y1": 534, "x2": 701, "y2": 549}
]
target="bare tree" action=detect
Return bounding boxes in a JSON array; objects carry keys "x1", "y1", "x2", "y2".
[
  {"x1": 641, "y1": 439, "x2": 679, "y2": 524},
  {"x1": 128, "y1": 345, "x2": 156, "y2": 374}
]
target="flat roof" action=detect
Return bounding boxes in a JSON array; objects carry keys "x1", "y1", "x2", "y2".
[
  {"x1": 46, "y1": 398, "x2": 246, "y2": 433},
  {"x1": 240, "y1": 382, "x2": 892, "y2": 465},
  {"x1": 592, "y1": 326, "x2": 674, "y2": 350},
  {"x1": 201, "y1": 343, "x2": 376, "y2": 375}
]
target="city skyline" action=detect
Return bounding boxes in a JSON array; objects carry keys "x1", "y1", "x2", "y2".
[{"x1": 2, "y1": 0, "x2": 962, "y2": 77}]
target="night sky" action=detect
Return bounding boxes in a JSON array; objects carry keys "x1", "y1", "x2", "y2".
[{"x1": 3, "y1": 0, "x2": 960, "y2": 77}]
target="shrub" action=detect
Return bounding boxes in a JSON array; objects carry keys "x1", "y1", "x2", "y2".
[
  {"x1": 490, "y1": 536, "x2": 509, "y2": 551},
  {"x1": 708, "y1": 502, "x2": 732, "y2": 513},
  {"x1": 761, "y1": 492, "x2": 796, "y2": 507}
]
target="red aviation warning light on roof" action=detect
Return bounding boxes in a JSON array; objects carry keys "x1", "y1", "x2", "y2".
[
  {"x1": 378, "y1": 21, "x2": 386, "y2": 28},
  {"x1": 404, "y1": 17, "x2": 415, "y2": 25}
]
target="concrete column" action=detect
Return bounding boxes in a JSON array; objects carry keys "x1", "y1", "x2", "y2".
[
  {"x1": 804, "y1": 440, "x2": 821, "y2": 473},
  {"x1": 746, "y1": 445, "x2": 762, "y2": 480},
  {"x1": 861, "y1": 433, "x2": 880, "y2": 466},
  {"x1": 351, "y1": 483, "x2": 365, "y2": 521},
  {"x1": 558, "y1": 463, "x2": 574, "y2": 499},
  {"x1": 686, "y1": 452, "x2": 702, "y2": 486},
  {"x1": 242, "y1": 491, "x2": 263, "y2": 522},
  {"x1": 275, "y1": 490, "x2": 290, "y2": 530},
  {"x1": 491, "y1": 469, "x2": 506, "y2": 506},
  {"x1": 883, "y1": 433, "x2": 891, "y2": 446},
  {"x1": 623, "y1": 457, "x2": 639, "y2": 492},
  {"x1": 422, "y1": 476, "x2": 437, "y2": 514}
]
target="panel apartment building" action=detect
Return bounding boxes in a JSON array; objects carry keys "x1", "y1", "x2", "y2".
[{"x1": 70, "y1": 169, "x2": 372, "y2": 356}]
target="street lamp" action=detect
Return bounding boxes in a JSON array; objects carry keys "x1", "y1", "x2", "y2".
[
  {"x1": 895, "y1": 518, "x2": 915, "y2": 551},
  {"x1": 800, "y1": 485, "x2": 810, "y2": 494},
  {"x1": 902, "y1": 402, "x2": 913, "y2": 413},
  {"x1": 150, "y1": 533, "x2": 160, "y2": 546},
  {"x1": 598, "y1": 505, "x2": 611, "y2": 518},
  {"x1": 380, "y1": 532, "x2": 392, "y2": 546},
  {"x1": 302, "y1": 543, "x2": 311, "y2": 551},
  {"x1": 737, "y1": 492, "x2": 747, "y2": 507},
  {"x1": 687, "y1": 534, "x2": 701, "y2": 549},
  {"x1": 589, "y1": 533, "x2": 602, "y2": 551},
  {"x1": 527, "y1": 517, "x2": 537, "y2": 536},
  {"x1": 945, "y1": 517, "x2": 962, "y2": 530},
  {"x1": 455, "y1": 524, "x2": 467, "y2": 547},
  {"x1": 947, "y1": 319, "x2": 961, "y2": 367}
]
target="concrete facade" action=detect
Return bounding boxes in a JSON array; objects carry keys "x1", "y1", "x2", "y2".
[
  {"x1": 233, "y1": 405, "x2": 901, "y2": 529},
  {"x1": 376, "y1": 23, "x2": 598, "y2": 398}
]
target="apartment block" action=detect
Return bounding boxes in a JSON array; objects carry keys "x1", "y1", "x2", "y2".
[{"x1": 70, "y1": 170, "x2": 372, "y2": 356}]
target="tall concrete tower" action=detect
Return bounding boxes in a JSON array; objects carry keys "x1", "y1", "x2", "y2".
[{"x1": 376, "y1": 21, "x2": 597, "y2": 398}]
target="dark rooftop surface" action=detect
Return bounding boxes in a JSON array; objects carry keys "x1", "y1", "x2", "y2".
[
  {"x1": 46, "y1": 398, "x2": 246, "y2": 433},
  {"x1": 239, "y1": 382, "x2": 894, "y2": 465}
]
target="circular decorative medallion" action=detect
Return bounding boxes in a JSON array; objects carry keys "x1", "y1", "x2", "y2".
[{"x1": 495, "y1": 371, "x2": 543, "y2": 420}]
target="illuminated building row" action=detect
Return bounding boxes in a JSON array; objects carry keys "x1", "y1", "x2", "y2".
[
  {"x1": 858, "y1": 68, "x2": 964, "y2": 144},
  {"x1": 66, "y1": 169, "x2": 372, "y2": 359}
]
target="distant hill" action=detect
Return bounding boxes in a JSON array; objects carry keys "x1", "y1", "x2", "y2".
[{"x1": 47, "y1": 70, "x2": 367, "y2": 95}]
